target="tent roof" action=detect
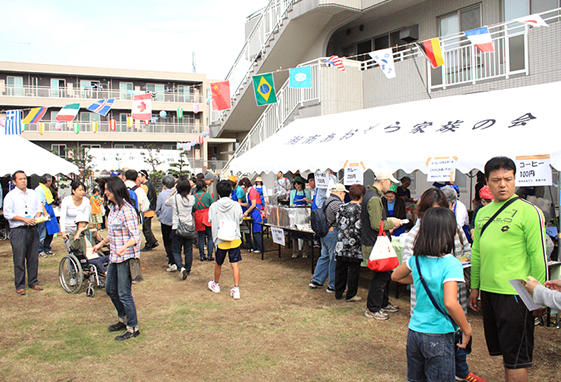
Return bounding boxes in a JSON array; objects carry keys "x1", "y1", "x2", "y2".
[
  {"x1": 231, "y1": 81, "x2": 561, "y2": 174},
  {"x1": 0, "y1": 135, "x2": 79, "y2": 176}
]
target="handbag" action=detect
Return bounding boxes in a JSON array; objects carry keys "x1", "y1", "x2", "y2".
[
  {"x1": 194, "y1": 193, "x2": 211, "y2": 231},
  {"x1": 367, "y1": 221, "x2": 399, "y2": 272},
  {"x1": 129, "y1": 258, "x2": 144, "y2": 282},
  {"x1": 174, "y1": 195, "x2": 197, "y2": 240},
  {"x1": 414, "y1": 255, "x2": 472, "y2": 353}
]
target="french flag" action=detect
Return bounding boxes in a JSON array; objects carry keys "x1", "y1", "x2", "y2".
[{"x1": 465, "y1": 26, "x2": 494, "y2": 53}]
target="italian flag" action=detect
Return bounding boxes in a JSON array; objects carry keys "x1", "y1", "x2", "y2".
[{"x1": 56, "y1": 103, "x2": 80, "y2": 122}]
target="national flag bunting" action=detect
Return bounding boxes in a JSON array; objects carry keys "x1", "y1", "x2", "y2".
[
  {"x1": 252, "y1": 73, "x2": 277, "y2": 106},
  {"x1": 56, "y1": 103, "x2": 80, "y2": 122},
  {"x1": 210, "y1": 81, "x2": 231, "y2": 111},
  {"x1": 324, "y1": 55, "x2": 345, "y2": 71},
  {"x1": 464, "y1": 26, "x2": 494, "y2": 53},
  {"x1": 417, "y1": 38, "x2": 445, "y2": 68},
  {"x1": 369, "y1": 48, "x2": 396, "y2": 79},
  {"x1": 289, "y1": 66, "x2": 312, "y2": 88},
  {"x1": 22, "y1": 107, "x2": 47, "y2": 124},
  {"x1": 515, "y1": 14, "x2": 548, "y2": 27},
  {"x1": 4, "y1": 110, "x2": 22, "y2": 135},
  {"x1": 87, "y1": 98, "x2": 115, "y2": 116},
  {"x1": 132, "y1": 93, "x2": 152, "y2": 121}
]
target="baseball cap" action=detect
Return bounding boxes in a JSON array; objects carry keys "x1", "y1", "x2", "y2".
[
  {"x1": 228, "y1": 175, "x2": 238, "y2": 183},
  {"x1": 375, "y1": 170, "x2": 399, "y2": 183},
  {"x1": 330, "y1": 183, "x2": 348, "y2": 193},
  {"x1": 479, "y1": 185, "x2": 493, "y2": 200},
  {"x1": 139, "y1": 170, "x2": 149, "y2": 178},
  {"x1": 204, "y1": 171, "x2": 216, "y2": 181},
  {"x1": 386, "y1": 184, "x2": 398, "y2": 194}
]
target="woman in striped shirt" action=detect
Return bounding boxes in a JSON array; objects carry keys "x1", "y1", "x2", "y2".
[{"x1": 93, "y1": 176, "x2": 141, "y2": 341}]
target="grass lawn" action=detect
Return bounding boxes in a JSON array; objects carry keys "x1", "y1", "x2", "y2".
[{"x1": 1, "y1": 224, "x2": 560, "y2": 381}]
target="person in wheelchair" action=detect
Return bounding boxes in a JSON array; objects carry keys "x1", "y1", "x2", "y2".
[{"x1": 69, "y1": 215, "x2": 109, "y2": 277}]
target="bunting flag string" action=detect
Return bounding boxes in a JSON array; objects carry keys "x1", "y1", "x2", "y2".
[{"x1": 252, "y1": 73, "x2": 277, "y2": 106}]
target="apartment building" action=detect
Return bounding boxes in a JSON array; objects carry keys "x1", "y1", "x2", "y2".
[
  {"x1": 0, "y1": 62, "x2": 236, "y2": 171},
  {"x1": 211, "y1": 0, "x2": 561, "y2": 204}
]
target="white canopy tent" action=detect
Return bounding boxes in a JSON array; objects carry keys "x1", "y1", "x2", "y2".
[
  {"x1": 230, "y1": 81, "x2": 561, "y2": 174},
  {"x1": 0, "y1": 135, "x2": 79, "y2": 176},
  {"x1": 88, "y1": 148, "x2": 191, "y2": 174}
]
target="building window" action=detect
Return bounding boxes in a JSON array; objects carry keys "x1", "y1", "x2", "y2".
[
  {"x1": 145, "y1": 83, "x2": 165, "y2": 101},
  {"x1": 79, "y1": 112, "x2": 100, "y2": 123},
  {"x1": 80, "y1": 80, "x2": 101, "y2": 98},
  {"x1": 50, "y1": 79, "x2": 66, "y2": 97},
  {"x1": 504, "y1": 0, "x2": 560, "y2": 21},
  {"x1": 114, "y1": 144, "x2": 135, "y2": 149},
  {"x1": 82, "y1": 144, "x2": 101, "y2": 150},
  {"x1": 120, "y1": 82, "x2": 133, "y2": 100},
  {"x1": 178, "y1": 85, "x2": 192, "y2": 102},
  {"x1": 51, "y1": 144, "x2": 66, "y2": 157},
  {"x1": 439, "y1": 4, "x2": 481, "y2": 38},
  {"x1": 6, "y1": 76, "x2": 23, "y2": 96}
]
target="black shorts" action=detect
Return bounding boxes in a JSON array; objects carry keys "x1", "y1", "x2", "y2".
[
  {"x1": 481, "y1": 291, "x2": 534, "y2": 369},
  {"x1": 215, "y1": 245, "x2": 242, "y2": 266}
]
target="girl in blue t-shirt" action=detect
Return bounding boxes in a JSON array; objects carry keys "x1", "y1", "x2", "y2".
[{"x1": 392, "y1": 207, "x2": 472, "y2": 382}]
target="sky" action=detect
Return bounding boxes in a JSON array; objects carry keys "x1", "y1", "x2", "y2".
[{"x1": 1, "y1": 0, "x2": 268, "y2": 80}]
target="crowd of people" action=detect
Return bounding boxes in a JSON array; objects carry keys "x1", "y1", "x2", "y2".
[{"x1": 2, "y1": 155, "x2": 560, "y2": 381}]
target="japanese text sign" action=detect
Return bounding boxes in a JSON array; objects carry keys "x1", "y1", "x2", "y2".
[
  {"x1": 271, "y1": 226, "x2": 286, "y2": 246},
  {"x1": 343, "y1": 161, "x2": 365, "y2": 185},
  {"x1": 426, "y1": 156, "x2": 457, "y2": 182},
  {"x1": 315, "y1": 172, "x2": 330, "y2": 189},
  {"x1": 515, "y1": 154, "x2": 552, "y2": 186}
]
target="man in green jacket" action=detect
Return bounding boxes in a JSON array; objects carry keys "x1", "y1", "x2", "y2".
[
  {"x1": 469, "y1": 156, "x2": 547, "y2": 382},
  {"x1": 362, "y1": 171, "x2": 403, "y2": 320}
]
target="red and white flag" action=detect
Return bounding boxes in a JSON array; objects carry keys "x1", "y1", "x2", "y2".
[
  {"x1": 515, "y1": 14, "x2": 549, "y2": 28},
  {"x1": 132, "y1": 93, "x2": 152, "y2": 121},
  {"x1": 324, "y1": 55, "x2": 346, "y2": 71},
  {"x1": 110, "y1": 118, "x2": 116, "y2": 131}
]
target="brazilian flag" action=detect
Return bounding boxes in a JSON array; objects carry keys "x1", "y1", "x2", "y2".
[{"x1": 252, "y1": 73, "x2": 277, "y2": 106}]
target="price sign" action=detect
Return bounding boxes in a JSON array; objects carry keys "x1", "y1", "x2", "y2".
[
  {"x1": 315, "y1": 172, "x2": 330, "y2": 189},
  {"x1": 426, "y1": 156, "x2": 457, "y2": 182},
  {"x1": 271, "y1": 226, "x2": 286, "y2": 246},
  {"x1": 343, "y1": 161, "x2": 365, "y2": 185},
  {"x1": 515, "y1": 154, "x2": 552, "y2": 186}
]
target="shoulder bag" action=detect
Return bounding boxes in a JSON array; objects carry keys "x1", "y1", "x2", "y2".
[{"x1": 479, "y1": 197, "x2": 519, "y2": 238}]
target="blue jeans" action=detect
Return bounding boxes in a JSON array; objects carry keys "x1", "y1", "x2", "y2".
[
  {"x1": 37, "y1": 222, "x2": 53, "y2": 253},
  {"x1": 407, "y1": 329, "x2": 455, "y2": 382},
  {"x1": 311, "y1": 229, "x2": 337, "y2": 289},
  {"x1": 197, "y1": 226, "x2": 214, "y2": 259},
  {"x1": 455, "y1": 344, "x2": 469, "y2": 379},
  {"x1": 171, "y1": 230, "x2": 193, "y2": 272},
  {"x1": 105, "y1": 261, "x2": 138, "y2": 328},
  {"x1": 252, "y1": 231, "x2": 263, "y2": 252}
]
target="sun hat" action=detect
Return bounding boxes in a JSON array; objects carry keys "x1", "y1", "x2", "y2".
[
  {"x1": 375, "y1": 170, "x2": 399, "y2": 183},
  {"x1": 330, "y1": 183, "x2": 348, "y2": 193}
]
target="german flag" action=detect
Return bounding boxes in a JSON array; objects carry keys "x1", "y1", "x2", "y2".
[{"x1": 417, "y1": 38, "x2": 444, "y2": 68}]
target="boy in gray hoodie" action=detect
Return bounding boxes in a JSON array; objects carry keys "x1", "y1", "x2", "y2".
[{"x1": 207, "y1": 180, "x2": 244, "y2": 299}]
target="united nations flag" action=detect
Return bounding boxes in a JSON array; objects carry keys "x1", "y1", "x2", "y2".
[{"x1": 252, "y1": 73, "x2": 277, "y2": 106}]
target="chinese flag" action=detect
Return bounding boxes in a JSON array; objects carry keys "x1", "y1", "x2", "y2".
[{"x1": 210, "y1": 81, "x2": 231, "y2": 111}]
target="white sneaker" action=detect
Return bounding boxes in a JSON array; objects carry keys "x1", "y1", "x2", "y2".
[
  {"x1": 230, "y1": 287, "x2": 240, "y2": 300},
  {"x1": 179, "y1": 267, "x2": 188, "y2": 280},
  {"x1": 166, "y1": 264, "x2": 177, "y2": 272},
  {"x1": 208, "y1": 280, "x2": 220, "y2": 293}
]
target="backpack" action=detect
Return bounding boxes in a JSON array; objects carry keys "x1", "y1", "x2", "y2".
[
  {"x1": 311, "y1": 198, "x2": 336, "y2": 238},
  {"x1": 127, "y1": 185, "x2": 141, "y2": 223}
]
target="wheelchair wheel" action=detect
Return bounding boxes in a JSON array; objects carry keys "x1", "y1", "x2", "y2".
[
  {"x1": 58, "y1": 254, "x2": 84, "y2": 293},
  {"x1": 86, "y1": 284, "x2": 95, "y2": 298}
]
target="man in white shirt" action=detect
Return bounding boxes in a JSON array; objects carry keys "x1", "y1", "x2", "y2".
[
  {"x1": 3, "y1": 170, "x2": 43, "y2": 295},
  {"x1": 124, "y1": 169, "x2": 149, "y2": 214}
]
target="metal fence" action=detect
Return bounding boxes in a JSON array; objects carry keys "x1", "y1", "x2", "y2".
[
  {"x1": 2, "y1": 85, "x2": 204, "y2": 103},
  {"x1": 23, "y1": 121, "x2": 202, "y2": 134}
]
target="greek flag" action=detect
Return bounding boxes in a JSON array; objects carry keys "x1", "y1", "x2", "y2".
[{"x1": 4, "y1": 110, "x2": 22, "y2": 135}]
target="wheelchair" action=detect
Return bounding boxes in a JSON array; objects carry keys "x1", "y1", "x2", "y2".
[{"x1": 58, "y1": 251, "x2": 108, "y2": 298}]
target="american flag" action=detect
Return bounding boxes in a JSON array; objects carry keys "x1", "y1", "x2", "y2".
[
  {"x1": 324, "y1": 55, "x2": 346, "y2": 71},
  {"x1": 4, "y1": 110, "x2": 22, "y2": 135}
]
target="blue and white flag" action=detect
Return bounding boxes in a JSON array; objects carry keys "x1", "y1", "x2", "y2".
[
  {"x1": 4, "y1": 110, "x2": 22, "y2": 135},
  {"x1": 289, "y1": 65, "x2": 312, "y2": 88},
  {"x1": 87, "y1": 98, "x2": 115, "y2": 116},
  {"x1": 369, "y1": 48, "x2": 396, "y2": 79}
]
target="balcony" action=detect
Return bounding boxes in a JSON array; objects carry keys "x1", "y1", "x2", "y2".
[
  {"x1": 22, "y1": 120, "x2": 202, "y2": 135},
  {"x1": 1, "y1": 85, "x2": 204, "y2": 103}
]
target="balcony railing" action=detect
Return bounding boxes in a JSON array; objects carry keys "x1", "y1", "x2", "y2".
[
  {"x1": 223, "y1": 58, "x2": 322, "y2": 171},
  {"x1": 2, "y1": 85, "x2": 204, "y2": 103},
  {"x1": 361, "y1": 7, "x2": 560, "y2": 92},
  {"x1": 211, "y1": 0, "x2": 296, "y2": 125},
  {"x1": 23, "y1": 120, "x2": 202, "y2": 134}
]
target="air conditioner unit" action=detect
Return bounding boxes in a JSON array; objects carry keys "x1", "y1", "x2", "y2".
[{"x1": 399, "y1": 25, "x2": 419, "y2": 43}]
